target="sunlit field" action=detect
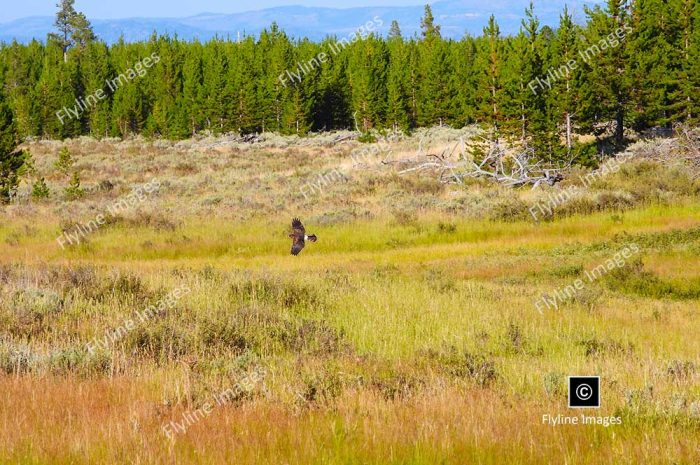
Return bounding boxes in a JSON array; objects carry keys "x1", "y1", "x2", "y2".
[{"x1": 1, "y1": 132, "x2": 699, "y2": 464}]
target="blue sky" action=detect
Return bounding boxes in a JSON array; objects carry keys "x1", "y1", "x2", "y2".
[{"x1": 1, "y1": 0, "x2": 430, "y2": 22}]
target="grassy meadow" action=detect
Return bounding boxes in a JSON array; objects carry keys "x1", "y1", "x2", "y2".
[{"x1": 1, "y1": 129, "x2": 699, "y2": 464}]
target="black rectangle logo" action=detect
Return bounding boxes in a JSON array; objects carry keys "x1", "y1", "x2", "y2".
[{"x1": 568, "y1": 376, "x2": 600, "y2": 408}]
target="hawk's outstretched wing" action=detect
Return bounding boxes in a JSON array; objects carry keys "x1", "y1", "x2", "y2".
[
  {"x1": 292, "y1": 218, "x2": 305, "y2": 235},
  {"x1": 291, "y1": 236, "x2": 305, "y2": 255},
  {"x1": 290, "y1": 218, "x2": 306, "y2": 255}
]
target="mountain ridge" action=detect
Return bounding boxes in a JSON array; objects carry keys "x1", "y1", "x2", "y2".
[{"x1": 0, "y1": 1, "x2": 603, "y2": 44}]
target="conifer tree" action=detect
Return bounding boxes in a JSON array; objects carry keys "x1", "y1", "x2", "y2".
[
  {"x1": 227, "y1": 37, "x2": 260, "y2": 134},
  {"x1": 181, "y1": 42, "x2": 205, "y2": 136},
  {"x1": 386, "y1": 28, "x2": 410, "y2": 131},
  {"x1": 49, "y1": 0, "x2": 95, "y2": 62},
  {"x1": 81, "y1": 41, "x2": 113, "y2": 137},
  {"x1": 676, "y1": 0, "x2": 700, "y2": 122},
  {"x1": 550, "y1": 7, "x2": 583, "y2": 156},
  {"x1": 581, "y1": 0, "x2": 632, "y2": 147},
  {"x1": 257, "y1": 24, "x2": 293, "y2": 133},
  {"x1": 388, "y1": 20, "x2": 402, "y2": 40},
  {"x1": 32, "y1": 177, "x2": 50, "y2": 199},
  {"x1": 452, "y1": 36, "x2": 479, "y2": 126},
  {"x1": 201, "y1": 40, "x2": 230, "y2": 133},
  {"x1": 348, "y1": 36, "x2": 388, "y2": 131},
  {"x1": 476, "y1": 15, "x2": 506, "y2": 142},
  {"x1": 2, "y1": 41, "x2": 43, "y2": 138},
  {"x1": 0, "y1": 98, "x2": 25, "y2": 203},
  {"x1": 420, "y1": 5, "x2": 441, "y2": 40}
]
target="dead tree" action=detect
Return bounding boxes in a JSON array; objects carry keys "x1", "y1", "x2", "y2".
[{"x1": 396, "y1": 136, "x2": 567, "y2": 188}]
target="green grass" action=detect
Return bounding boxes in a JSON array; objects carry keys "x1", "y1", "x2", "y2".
[{"x1": 0, "y1": 139, "x2": 699, "y2": 464}]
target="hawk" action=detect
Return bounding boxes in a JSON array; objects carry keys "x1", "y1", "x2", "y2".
[{"x1": 289, "y1": 218, "x2": 317, "y2": 255}]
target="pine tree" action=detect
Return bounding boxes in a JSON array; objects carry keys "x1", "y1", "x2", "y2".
[
  {"x1": 315, "y1": 38, "x2": 351, "y2": 131},
  {"x1": 405, "y1": 40, "x2": 420, "y2": 127},
  {"x1": 2, "y1": 41, "x2": 43, "y2": 138},
  {"x1": 676, "y1": 0, "x2": 700, "y2": 123},
  {"x1": 54, "y1": 146, "x2": 73, "y2": 173},
  {"x1": 32, "y1": 177, "x2": 50, "y2": 199},
  {"x1": 420, "y1": 5, "x2": 441, "y2": 40},
  {"x1": 416, "y1": 6, "x2": 454, "y2": 127},
  {"x1": 690, "y1": 0, "x2": 700, "y2": 123},
  {"x1": 148, "y1": 37, "x2": 185, "y2": 137},
  {"x1": 388, "y1": 20, "x2": 402, "y2": 40},
  {"x1": 550, "y1": 7, "x2": 583, "y2": 156},
  {"x1": 109, "y1": 39, "x2": 148, "y2": 136},
  {"x1": 0, "y1": 98, "x2": 25, "y2": 203},
  {"x1": 81, "y1": 41, "x2": 113, "y2": 137},
  {"x1": 348, "y1": 36, "x2": 388, "y2": 131},
  {"x1": 582, "y1": 0, "x2": 632, "y2": 147},
  {"x1": 35, "y1": 40, "x2": 82, "y2": 138},
  {"x1": 257, "y1": 24, "x2": 293, "y2": 133},
  {"x1": 227, "y1": 37, "x2": 260, "y2": 134},
  {"x1": 519, "y1": 3, "x2": 560, "y2": 160},
  {"x1": 452, "y1": 36, "x2": 479, "y2": 126},
  {"x1": 386, "y1": 29, "x2": 410, "y2": 131},
  {"x1": 49, "y1": 0, "x2": 95, "y2": 62},
  {"x1": 64, "y1": 171, "x2": 84, "y2": 199},
  {"x1": 476, "y1": 15, "x2": 506, "y2": 142},
  {"x1": 70, "y1": 12, "x2": 96, "y2": 53},
  {"x1": 201, "y1": 40, "x2": 230, "y2": 133},
  {"x1": 628, "y1": 0, "x2": 679, "y2": 128},
  {"x1": 181, "y1": 42, "x2": 205, "y2": 136}
]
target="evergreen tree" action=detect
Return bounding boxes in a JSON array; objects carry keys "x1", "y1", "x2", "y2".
[
  {"x1": 628, "y1": 0, "x2": 679, "y2": 127},
  {"x1": 420, "y1": 5, "x2": 441, "y2": 40},
  {"x1": 348, "y1": 36, "x2": 388, "y2": 131},
  {"x1": 386, "y1": 30, "x2": 410, "y2": 131},
  {"x1": 388, "y1": 20, "x2": 402, "y2": 40},
  {"x1": 227, "y1": 37, "x2": 260, "y2": 134},
  {"x1": 676, "y1": 0, "x2": 700, "y2": 123},
  {"x1": 257, "y1": 24, "x2": 293, "y2": 133},
  {"x1": 81, "y1": 41, "x2": 113, "y2": 137},
  {"x1": 0, "y1": 98, "x2": 25, "y2": 203},
  {"x1": 32, "y1": 177, "x2": 50, "y2": 199},
  {"x1": 64, "y1": 171, "x2": 84, "y2": 199},
  {"x1": 181, "y1": 41, "x2": 205, "y2": 136},
  {"x1": 550, "y1": 7, "x2": 583, "y2": 155},
  {"x1": 54, "y1": 146, "x2": 73, "y2": 173},
  {"x1": 49, "y1": 0, "x2": 95, "y2": 62},
  {"x1": 148, "y1": 37, "x2": 185, "y2": 137},
  {"x1": 452, "y1": 36, "x2": 479, "y2": 126},
  {"x1": 201, "y1": 40, "x2": 230, "y2": 133},
  {"x1": 582, "y1": 0, "x2": 632, "y2": 147},
  {"x1": 2, "y1": 41, "x2": 43, "y2": 138},
  {"x1": 476, "y1": 15, "x2": 506, "y2": 142},
  {"x1": 690, "y1": 0, "x2": 700, "y2": 123}
]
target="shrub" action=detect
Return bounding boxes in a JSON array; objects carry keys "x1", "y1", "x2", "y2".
[
  {"x1": 605, "y1": 257, "x2": 700, "y2": 299},
  {"x1": 230, "y1": 276, "x2": 321, "y2": 309}
]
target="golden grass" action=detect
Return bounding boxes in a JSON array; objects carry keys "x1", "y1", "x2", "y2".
[{"x1": 0, "y1": 137, "x2": 699, "y2": 464}]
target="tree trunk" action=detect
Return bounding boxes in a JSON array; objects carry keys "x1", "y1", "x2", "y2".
[{"x1": 615, "y1": 107, "x2": 624, "y2": 146}]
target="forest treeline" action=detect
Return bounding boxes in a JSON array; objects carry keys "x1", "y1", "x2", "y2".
[{"x1": 0, "y1": 0, "x2": 699, "y2": 160}]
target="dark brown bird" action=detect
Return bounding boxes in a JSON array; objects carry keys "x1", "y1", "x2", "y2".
[{"x1": 289, "y1": 218, "x2": 317, "y2": 256}]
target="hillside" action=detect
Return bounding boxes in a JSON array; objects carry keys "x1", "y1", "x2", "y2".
[{"x1": 1, "y1": 131, "x2": 699, "y2": 463}]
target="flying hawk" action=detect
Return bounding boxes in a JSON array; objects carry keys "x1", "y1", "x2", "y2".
[{"x1": 289, "y1": 218, "x2": 317, "y2": 255}]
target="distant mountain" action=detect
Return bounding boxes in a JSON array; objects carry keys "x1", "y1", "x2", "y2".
[{"x1": 0, "y1": 0, "x2": 603, "y2": 44}]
